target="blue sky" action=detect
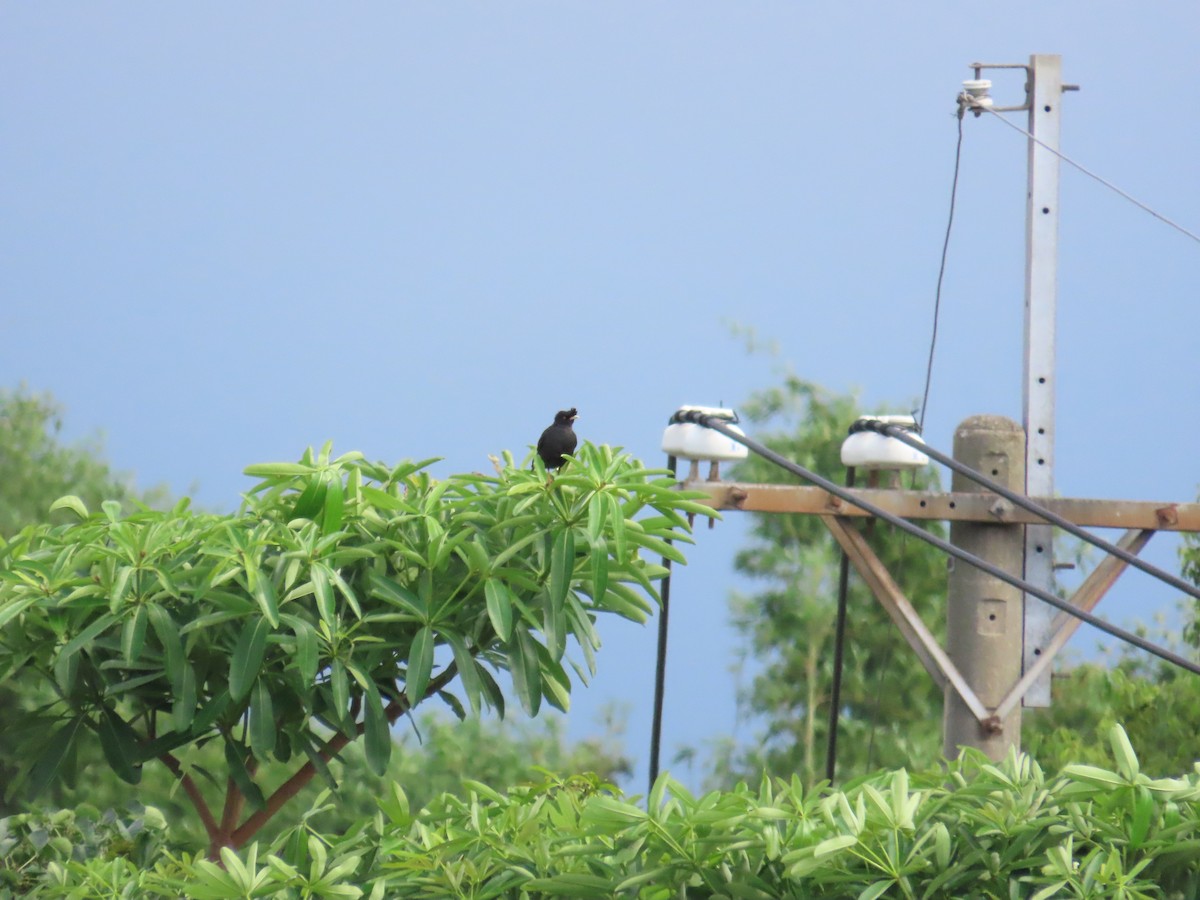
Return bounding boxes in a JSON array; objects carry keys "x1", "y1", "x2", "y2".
[{"x1": 3, "y1": 3, "x2": 1197, "y2": 793}]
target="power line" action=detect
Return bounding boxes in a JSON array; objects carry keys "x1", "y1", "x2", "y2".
[
  {"x1": 678, "y1": 409, "x2": 1200, "y2": 678},
  {"x1": 824, "y1": 466, "x2": 855, "y2": 784},
  {"x1": 864, "y1": 419, "x2": 1200, "y2": 604},
  {"x1": 648, "y1": 454, "x2": 677, "y2": 794},
  {"x1": 977, "y1": 104, "x2": 1200, "y2": 247},
  {"x1": 919, "y1": 107, "x2": 967, "y2": 432}
]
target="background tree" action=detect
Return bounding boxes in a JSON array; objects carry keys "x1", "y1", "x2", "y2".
[
  {"x1": 0, "y1": 440, "x2": 712, "y2": 857},
  {"x1": 1022, "y1": 520, "x2": 1200, "y2": 776},
  {"x1": 0, "y1": 385, "x2": 169, "y2": 532},
  {"x1": 707, "y1": 374, "x2": 948, "y2": 788}
]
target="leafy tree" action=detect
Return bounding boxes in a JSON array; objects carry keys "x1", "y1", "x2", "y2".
[
  {"x1": 46, "y1": 704, "x2": 631, "y2": 849},
  {"x1": 709, "y1": 375, "x2": 948, "y2": 788},
  {"x1": 0, "y1": 441, "x2": 713, "y2": 857},
  {"x1": 0, "y1": 386, "x2": 168, "y2": 814}
]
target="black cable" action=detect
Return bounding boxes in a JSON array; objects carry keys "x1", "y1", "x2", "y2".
[
  {"x1": 648, "y1": 454, "x2": 677, "y2": 793},
  {"x1": 825, "y1": 467, "x2": 855, "y2": 784},
  {"x1": 680, "y1": 411, "x2": 1200, "y2": 678},
  {"x1": 919, "y1": 107, "x2": 966, "y2": 433},
  {"x1": 867, "y1": 421, "x2": 1200, "y2": 605}
]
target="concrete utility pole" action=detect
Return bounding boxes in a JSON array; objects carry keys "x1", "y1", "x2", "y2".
[
  {"x1": 1021, "y1": 53, "x2": 1065, "y2": 708},
  {"x1": 943, "y1": 416, "x2": 1026, "y2": 760}
]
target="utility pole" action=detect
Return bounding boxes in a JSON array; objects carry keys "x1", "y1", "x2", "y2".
[
  {"x1": 965, "y1": 54, "x2": 1071, "y2": 709},
  {"x1": 666, "y1": 54, "x2": 1200, "y2": 772},
  {"x1": 943, "y1": 416, "x2": 1025, "y2": 759},
  {"x1": 1021, "y1": 54, "x2": 1065, "y2": 707}
]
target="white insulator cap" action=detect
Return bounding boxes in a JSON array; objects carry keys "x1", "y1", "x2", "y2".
[
  {"x1": 962, "y1": 79, "x2": 994, "y2": 107},
  {"x1": 661, "y1": 406, "x2": 749, "y2": 462},
  {"x1": 840, "y1": 415, "x2": 930, "y2": 470}
]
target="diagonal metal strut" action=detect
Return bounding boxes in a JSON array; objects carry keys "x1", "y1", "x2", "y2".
[
  {"x1": 822, "y1": 516, "x2": 991, "y2": 726},
  {"x1": 994, "y1": 528, "x2": 1155, "y2": 720}
]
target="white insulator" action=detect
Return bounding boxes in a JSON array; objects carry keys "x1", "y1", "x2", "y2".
[
  {"x1": 962, "y1": 78, "x2": 994, "y2": 108},
  {"x1": 840, "y1": 416, "x2": 929, "y2": 470},
  {"x1": 661, "y1": 406, "x2": 749, "y2": 462}
]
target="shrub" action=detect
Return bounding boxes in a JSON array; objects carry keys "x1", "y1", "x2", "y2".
[{"x1": 5, "y1": 725, "x2": 1199, "y2": 898}]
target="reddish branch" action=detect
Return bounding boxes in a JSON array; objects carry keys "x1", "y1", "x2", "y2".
[
  {"x1": 229, "y1": 663, "x2": 460, "y2": 848},
  {"x1": 158, "y1": 752, "x2": 219, "y2": 844}
]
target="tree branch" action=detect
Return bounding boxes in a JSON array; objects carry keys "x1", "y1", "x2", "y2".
[
  {"x1": 158, "y1": 753, "x2": 219, "y2": 844},
  {"x1": 230, "y1": 662, "x2": 460, "y2": 847},
  {"x1": 219, "y1": 776, "x2": 242, "y2": 840}
]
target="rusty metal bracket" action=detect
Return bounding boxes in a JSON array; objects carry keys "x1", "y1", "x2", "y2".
[{"x1": 822, "y1": 515, "x2": 993, "y2": 728}]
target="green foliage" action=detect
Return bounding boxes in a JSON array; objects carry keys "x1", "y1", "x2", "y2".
[
  {"x1": 6, "y1": 725, "x2": 1200, "y2": 898},
  {"x1": 0, "y1": 803, "x2": 171, "y2": 898},
  {"x1": 0, "y1": 386, "x2": 171, "y2": 814},
  {"x1": 1024, "y1": 643, "x2": 1200, "y2": 777},
  {"x1": 715, "y1": 375, "x2": 947, "y2": 786},
  {"x1": 0, "y1": 441, "x2": 714, "y2": 854},
  {"x1": 0, "y1": 385, "x2": 169, "y2": 535},
  {"x1": 44, "y1": 707, "x2": 632, "y2": 851},
  {"x1": 1184, "y1": 525, "x2": 1200, "y2": 651}
]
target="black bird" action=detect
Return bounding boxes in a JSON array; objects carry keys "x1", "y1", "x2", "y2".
[{"x1": 536, "y1": 408, "x2": 578, "y2": 470}]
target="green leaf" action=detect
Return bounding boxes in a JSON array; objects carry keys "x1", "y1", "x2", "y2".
[
  {"x1": 193, "y1": 690, "x2": 231, "y2": 735},
  {"x1": 292, "y1": 475, "x2": 328, "y2": 520},
  {"x1": 244, "y1": 462, "x2": 313, "y2": 477},
  {"x1": 549, "y1": 528, "x2": 575, "y2": 615},
  {"x1": 57, "y1": 612, "x2": 118, "y2": 663},
  {"x1": 631, "y1": 532, "x2": 688, "y2": 565},
  {"x1": 509, "y1": 629, "x2": 542, "y2": 717},
  {"x1": 367, "y1": 571, "x2": 426, "y2": 620},
  {"x1": 49, "y1": 494, "x2": 89, "y2": 519},
  {"x1": 327, "y1": 566, "x2": 362, "y2": 618},
  {"x1": 253, "y1": 573, "x2": 280, "y2": 628},
  {"x1": 98, "y1": 707, "x2": 142, "y2": 785},
  {"x1": 605, "y1": 493, "x2": 627, "y2": 563},
  {"x1": 27, "y1": 717, "x2": 86, "y2": 800},
  {"x1": 443, "y1": 631, "x2": 482, "y2": 715},
  {"x1": 121, "y1": 605, "x2": 148, "y2": 664},
  {"x1": 524, "y1": 874, "x2": 614, "y2": 896},
  {"x1": 1062, "y1": 764, "x2": 1126, "y2": 787},
  {"x1": 1129, "y1": 785, "x2": 1154, "y2": 849},
  {"x1": 587, "y1": 491, "x2": 608, "y2": 540},
  {"x1": 321, "y1": 476, "x2": 345, "y2": 535},
  {"x1": 406, "y1": 626, "x2": 434, "y2": 704},
  {"x1": 249, "y1": 678, "x2": 276, "y2": 758},
  {"x1": 0, "y1": 596, "x2": 37, "y2": 631},
  {"x1": 858, "y1": 881, "x2": 896, "y2": 900},
  {"x1": 224, "y1": 738, "x2": 265, "y2": 810},
  {"x1": 1110, "y1": 723, "x2": 1140, "y2": 780},
  {"x1": 286, "y1": 615, "x2": 319, "y2": 684},
  {"x1": 172, "y1": 662, "x2": 197, "y2": 730},
  {"x1": 311, "y1": 564, "x2": 336, "y2": 626},
  {"x1": 298, "y1": 730, "x2": 339, "y2": 792},
  {"x1": 543, "y1": 585, "x2": 567, "y2": 663},
  {"x1": 145, "y1": 604, "x2": 184, "y2": 690},
  {"x1": 361, "y1": 675, "x2": 391, "y2": 776},
  {"x1": 229, "y1": 617, "x2": 271, "y2": 701},
  {"x1": 484, "y1": 579, "x2": 513, "y2": 641},
  {"x1": 589, "y1": 535, "x2": 608, "y2": 606},
  {"x1": 331, "y1": 658, "x2": 350, "y2": 726}
]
